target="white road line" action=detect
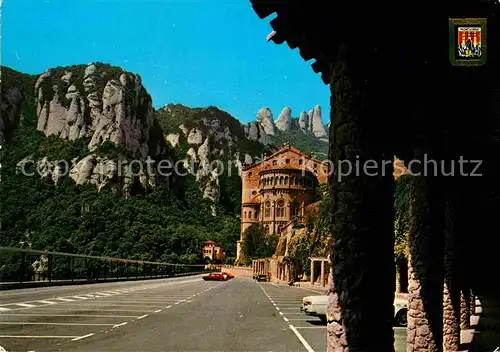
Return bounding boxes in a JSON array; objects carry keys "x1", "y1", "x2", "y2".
[
  {"x1": 279, "y1": 312, "x2": 284, "y2": 316},
  {"x1": 28, "y1": 308, "x2": 156, "y2": 313},
  {"x1": 289, "y1": 325, "x2": 315, "y2": 352},
  {"x1": 16, "y1": 303, "x2": 36, "y2": 308},
  {"x1": 283, "y1": 317, "x2": 289, "y2": 322},
  {"x1": 95, "y1": 292, "x2": 112, "y2": 296},
  {"x1": 0, "y1": 307, "x2": 12, "y2": 312},
  {"x1": 0, "y1": 335, "x2": 80, "y2": 339},
  {"x1": 0, "y1": 322, "x2": 115, "y2": 326},
  {"x1": 137, "y1": 314, "x2": 148, "y2": 320},
  {"x1": 288, "y1": 318, "x2": 318, "y2": 321},
  {"x1": 72, "y1": 296, "x2": 90, "y2": 300},
  {"x1": 71, "y1": 333, "x2": 95, "y2": 341},
  {"x1": 55, "y1": 298, "x2": 74, "y2": 302},
  {"x1": 258, "y1": 283, "x2": 315, "y2": 352},
  {"x1": 112, "y1": 322, "x2": 128, "y2": 328},
  {"x1": 166, "y1": 305, "x2": 172, "y2": 308},
  {"x1": 275, "y1": 307, "x2": 280, "y2": 311},
  {"x1": 37, "y1": 300, "x2": 56, "y2": 305},
  {"x1": 154, "y1": 309, "x2": 162, "y2": 313},
  {"x1": 0, "y1": 314, "x2": 140, "y2": 318}
]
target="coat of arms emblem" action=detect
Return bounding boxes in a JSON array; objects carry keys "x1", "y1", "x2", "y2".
[{"x1": 449, "y1": 18, "x2": 487, "y2": 66}]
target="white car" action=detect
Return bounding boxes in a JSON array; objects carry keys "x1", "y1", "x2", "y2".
[{"x1": 301, "y1": 295, "x2": 408, "y2": 326}]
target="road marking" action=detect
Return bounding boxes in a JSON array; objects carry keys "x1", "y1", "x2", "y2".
[
  {"x1": 289, "y1": 325, "x2": 315, "y2": 352},
  {"x1": 112, "y1": 322, "x2": 128, "y2": 328},
  {"x1": 0, "y1": 307, "x2": 12, "y2": 312},
  {"x1": 137, "y1": 314, "x2": 148, "y2": 320},
  {"x1": 294, "y1": 326, "x2": 326, "y2": 329},
  {"x1": 287, "y1": 318, "x2": 318, "y2": 321},
  {"x1": 166, "y1": 305, "x2": 172, "y2": 308},
  {"x1": 283, "y1": 317, "x2": 289, "y2": 322},
  {"x1": 154, "y1": 309, "x2": 162, "y2": 313},
  {"x1": 72, "y1": 296, "x2": 90, "y2": 300},
  {"x1": 16, "y1": 303, "x2": 36, "y2": 308},
  {"x1": 0, "y1": 335, "x2": 80, "y2": 339},
  {"x1": 275, "y1": 307, "x2": 280, "y2": 311},
  {"x1": 71, "y1": 333, "x2": 95, "y2": 341},
  {"x1": 258, "y1": 283, "x2": 315, "y2": 352},
  {"x1": 0, "y1": 322, "x2": 115, "y2": 326},
  {"x1": 55, "y1": 298, "x2": 74, "y2": 302},
  {"x1": 37, "y1": 300, "x2": 56, "y2": 305},
  {"x1": 95, "y1": 292, "x2": 112, "y2": 296},
  {"x1": 279, "y1": 312, "x2": 284, "y2": 316},
  {"x1": 29, "y1": 308, "x2": 156, "y2": 313},
  {"x1": 0, "y1": 314, "x2": 140, "y2": 318}
]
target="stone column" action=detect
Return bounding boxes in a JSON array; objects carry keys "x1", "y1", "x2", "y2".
[
  {"x1": 396, "y1": 264, "x2": 401, "y2": 293},
  {"x1": 443, "y1": 194, "x2": 460, "y2": 352},
  {"x1": 460, "y1": 290, "x2": 471, "y2": 329},
  {"x1": 328, "y1": 42, "x2": 396, "y2": 350},
  {"x1": 310, "y1": 260, "x2": 315, "y2": 285},
  {"x1": 321, "y1": 260, "x2": 326, "y2": 287},
  {"x1": 470, "y1": 289, "x2": 475, "y2": 316},
  {"x1": 327, "y1": 267, "x2": 348, "y2": 352},
  {"x1": 407, "y1": 164, "x2": 445, "y2": 352}
]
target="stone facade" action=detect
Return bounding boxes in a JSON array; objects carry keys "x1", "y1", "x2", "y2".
[{"x1": 237, "y1": 146, "x2": 329, "y2": 261}]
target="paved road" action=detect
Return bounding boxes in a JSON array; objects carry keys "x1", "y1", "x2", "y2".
[{"x1": 0, "y1": 277, "x2": 406, "y2": 351}]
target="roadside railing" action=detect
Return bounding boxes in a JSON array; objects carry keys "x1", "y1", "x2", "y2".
[{"x1": 0, "y1": 246, "x2": 209, "y2": 289}]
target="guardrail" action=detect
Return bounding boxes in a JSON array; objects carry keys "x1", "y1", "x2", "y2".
[{"x1": 0, "y1": 246, "x2": 215, "y2": 289}]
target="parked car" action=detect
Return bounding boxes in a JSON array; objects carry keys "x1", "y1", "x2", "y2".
[
  {"x1": 202, "y1": 273, "x2": 227, "y2": 281},
  {"x1": 301, "y1": 296, "x2": 408, "y2": 326}
]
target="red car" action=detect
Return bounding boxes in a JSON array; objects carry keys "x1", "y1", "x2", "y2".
[
  {"x1": 221, "y1": 272, "x2": 235, "y2": 279},
  {"x1": 202, "y1": 272, "x2": 227, "y2": 281}
]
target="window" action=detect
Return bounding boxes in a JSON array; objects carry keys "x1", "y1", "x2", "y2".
[
  {"x1": 274, "y1": 177, "x2": 278, "y2": 185},
  {"x1": 249, "y1": 211, "x2": 252, "y2": 218},
  {"x1": 286, "y1": 159, "x2": 290, "y2": 164},
  {"x1": 279, "y1": 176, "x2": 283, "y2": 185},
  {"x1": 252, "y1": 190, "x2": 257, "y2": 196},
  {"x1": 244, "y1": 211, "x2": 247, "y2": 218},
  {"x1": 277, "y1": 200, "x2": 285, "y2": 217},
  {"x1": 284, "y1": 176, "x2": 288, "y2": 185},
  {"x1": 273, "y1": 160, "x2": 277, "y2": 166},
  {"x1": 290, "y1": 176, "x2": 294, "y2": 185},
  {"x1": 299, "y1": 159, "x2": 303, "y2": 165},
  {"x1": 255, "y1": 211, "x2": 258, "y2": 219},
  {"x1": 295, "y1": 177, "x2": 299, "y2": 186},
  {"x1": 248, "y1": 172, "x2": 252, "y2": 177},
  {"x1": 291, "y1": 202, "x2": 300, "y2": 218},
  {"x1": 264, "y1": 201, "x2": 271, "y2": 218},
  {"x1": 264, "y1": 225, "x2": 270, "y2": 234}
]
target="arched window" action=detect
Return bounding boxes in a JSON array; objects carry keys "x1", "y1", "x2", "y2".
[
  {"x1": 290, "y1": 176, "x2": 295, "y2": 185},
  {"x1": 284, "y1": 176, "x2": 288, "y2": 185},
  {"x1": 274, "y1": 177, "x2": 278, "y2": 185},
  {"x1": 277, "y1": 200, "x2": 285, "y2": 217},
  {"x1": 295, "y1": 177, "x2": 299, "y2": 186},
  {"x1": 264, "y1": 225, "x2": 270, "y2": 233},
  {"x1": 291, "y1": 202, "x2": 300, "y2": 219},
  {"x1": 264, "y1": 201, "x2": 271, "y2": 218},
  {"x1": 249, "y1": 211, "x2": 252, "y2": 218},
  {"x1": 255, "y1": 211, "x2": 258, "y2": 219},
  {"x1": 279, "y1": 176, "x2": 284, "y2": 185},
  {"x1": 244, "y1": 211, "x2": 247, "y2": 218}
]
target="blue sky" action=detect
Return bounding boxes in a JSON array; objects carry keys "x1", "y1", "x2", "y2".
[{"x1": 1, "y1": 0, "x2": 330, "y2": 124}]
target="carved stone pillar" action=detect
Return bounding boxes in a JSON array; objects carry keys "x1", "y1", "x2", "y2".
[{"x1": 470, "y1": 289, "x2": 475, "y2": 316}]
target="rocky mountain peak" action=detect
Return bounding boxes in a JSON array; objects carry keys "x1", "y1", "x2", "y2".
[
  {"x1": 276, "y1": 106, "x2": 292, "y2": 132},
  {"x1": 257, "y1": 107, "x2": 276, "y2": 136},
  {"x1": 35, "y1": 62, "x2": 156, "y2": 159}
]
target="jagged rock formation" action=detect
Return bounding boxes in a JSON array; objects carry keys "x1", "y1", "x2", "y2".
[
  {"x1": 257, "y1": 107, "x2": 276, "y2": 136},
  {"x1": 276, "y1": 107, "x2": 293, "y2": 132},
  {"x1": 244, "y1": 105, "x2": 329, "y2": 147},
  {"x1": 35, "y1": 63, "x2": 156, "y2": 159}
]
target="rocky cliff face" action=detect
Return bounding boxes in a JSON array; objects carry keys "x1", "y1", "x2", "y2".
[{"x1": 35, "y1": 63, "x2": 156, "y2": 158}]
